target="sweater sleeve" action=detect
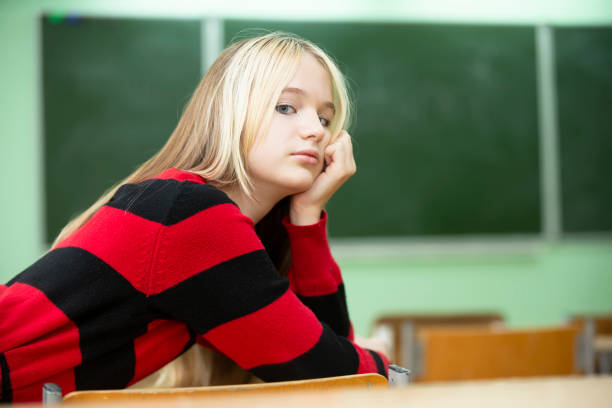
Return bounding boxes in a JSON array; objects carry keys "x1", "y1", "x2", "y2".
[
  {"x1": 148, "y1": 184, "x2": 388, "y2": 381},
  {"x1": 281, "y1": 212, "x2": 354, "y2": 340}
]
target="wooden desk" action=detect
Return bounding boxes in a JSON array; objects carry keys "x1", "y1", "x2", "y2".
[
  {"x1": 62, "y1": 374, "x2": 387, "y2": 403},
  {"x1": 373, "y1": 313, "x2": 503, "y2": 370},
  {"x1": 28, "y1": 376, "x2": 612, "y2": 408},
  {"x1": 415, "y1": 326, "x2": 581, "y2": 381},
  {"x1": 595, "y1": 335, "x2": 612, "y2": 374}
]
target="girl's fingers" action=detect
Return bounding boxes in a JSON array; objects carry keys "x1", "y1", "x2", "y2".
[
  {"x1": 326, "y1": 132, "x2": 355, "y2": 178},
  {"x1": 324, "y1": 143, "x2": 336, "y2": 166}
]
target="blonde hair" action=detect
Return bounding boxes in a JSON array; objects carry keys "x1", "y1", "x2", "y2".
[
  {"x1": 53, "y1": 31, "x2": 351, "y2": 247},
  {"x1": 129, "y1": 343, "x2": 261, "y2": 389}
]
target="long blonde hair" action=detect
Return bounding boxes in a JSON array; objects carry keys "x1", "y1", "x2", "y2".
[{"x1": 53, "y1": 31, "x2": 351, "y2": 248}]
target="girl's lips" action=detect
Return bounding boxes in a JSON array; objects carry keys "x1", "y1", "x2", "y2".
[{"x1": 292, "y1": 149, "x2": 320, "y2": 164}]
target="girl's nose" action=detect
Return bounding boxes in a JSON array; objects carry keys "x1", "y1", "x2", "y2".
[{"x1": 299, "y1": 110, "x2": 325, "y2": 141}]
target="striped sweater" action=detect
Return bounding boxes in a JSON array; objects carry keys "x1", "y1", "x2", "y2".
[{"x1": 0, "y1": 168, "x2": 387, "y2": 403}]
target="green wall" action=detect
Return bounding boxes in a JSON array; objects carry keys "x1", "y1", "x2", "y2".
[
  {"x1": 1, "y1": 0, "x2": 611, "y2": 335},
  {"x1": 343, "y1": 242, "x2": 612, "y2": 333}
]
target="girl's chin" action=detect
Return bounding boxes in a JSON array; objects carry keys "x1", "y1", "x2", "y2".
[{"x1": 281, "y1": 177, "x2": 315, "y2": 195}]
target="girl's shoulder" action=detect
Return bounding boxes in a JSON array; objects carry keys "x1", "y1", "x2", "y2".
[
  {"x1": 106, "y1": 168, "x2": 239, "y2": 226},
  {"x1": 150, "y1": 168, "x2": 207, "y2": 185}
]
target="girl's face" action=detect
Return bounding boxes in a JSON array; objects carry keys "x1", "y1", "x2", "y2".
[{"x1": 247, "y1": 53, "x2": 335, "y2": 197}]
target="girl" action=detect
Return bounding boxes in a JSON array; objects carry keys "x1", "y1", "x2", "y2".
[{"x1": 0, "y1": 32, "x2": 389, "y2": 403}]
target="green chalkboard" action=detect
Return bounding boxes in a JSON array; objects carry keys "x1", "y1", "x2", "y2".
[
  {"x1": 43, "y1": 17, "x2": 201, "y2": 243},
  {"x1": 226, "y1": 21, "x2": 541, "y2": 237},
  {"x1": 43, "y1": 18, "x2": 543, "y2": 241},
  {"x1": 556, "y1": 27, "x2": 612, "y2": 233}
]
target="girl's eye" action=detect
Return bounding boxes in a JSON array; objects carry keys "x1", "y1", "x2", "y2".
[
  {"x1": 275, "y1": 104, "x2": 296, "y2": 114},
  {"x1": 319, "y1": 117, "x2": 331, "y2": 127}
]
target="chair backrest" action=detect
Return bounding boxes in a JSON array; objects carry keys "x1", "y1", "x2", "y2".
[
  {"x1": 415, "y1": 326, "x2": 581, "y2": 382},
  {"x1": 62, "y1": 373, "x2": 388, "y2": 403},
  {"x1": 373, "y1": 313, "x2": 504, "y2": 368}
]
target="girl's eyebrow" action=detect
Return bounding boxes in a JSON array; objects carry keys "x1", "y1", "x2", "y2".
[{"x1": 282, "y1": 87, "x2": 335, "y2": 113}]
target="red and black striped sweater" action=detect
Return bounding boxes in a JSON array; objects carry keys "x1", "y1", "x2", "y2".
[{"x1": 0, "y1": 168, "x2": 388, "y2": 403}]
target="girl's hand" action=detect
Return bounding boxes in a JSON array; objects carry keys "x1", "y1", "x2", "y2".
[{"x1": 290, "y1": 130, "x2": 356, "y2": 225}]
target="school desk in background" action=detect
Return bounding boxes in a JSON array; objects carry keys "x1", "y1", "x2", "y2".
[
  {"x1": 372, "y1": 313, "x2": 504, "y2": 374},
  {"x1": 372, "y1": 313, "x2": 591, "y2": 381}
]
